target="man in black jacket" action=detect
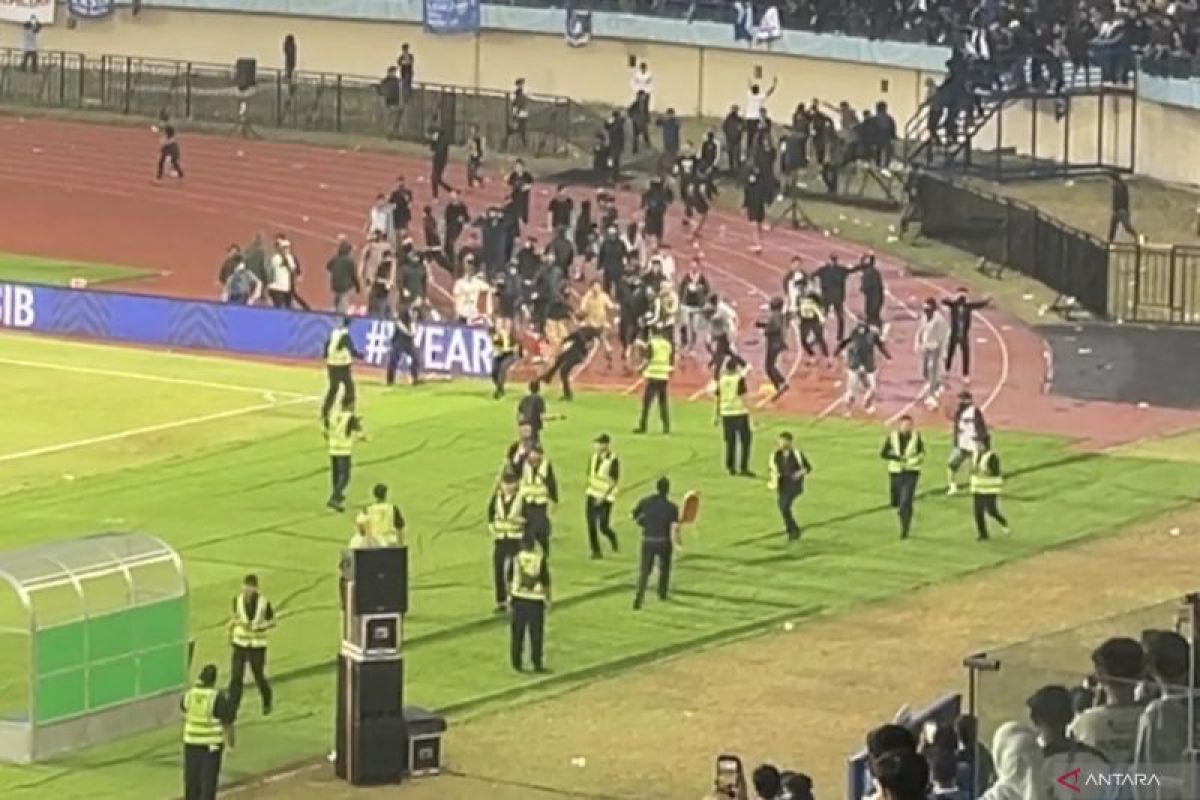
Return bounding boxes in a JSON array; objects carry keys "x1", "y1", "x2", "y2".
[
  {"x1": 814, "y1": 254, "x2": 855, "y2": 342},
  {"x1": 540, "y1": 324, "x2": 597, "y2": 401},
  {"x1": 443, "y1": 190, "x2": 470, "y2": 265},
  {"x1": 428, "y1": 123, "x2": 453, "y2": 199},
  {"x1": 326, "y1": 238, "x2": 360, "y2": 314},
  {"x1": 722, "y1": 105, "x2": 744, "y2": 172},
  {"x1": 942, "y1": 288, "x2": 990, "y2": 380},
  {"x1": 378, "y1": 66, "x2": 402, "y2": 139},
  {"x1": 769, "y1": 432, "x2": 813, "y2": 540}
]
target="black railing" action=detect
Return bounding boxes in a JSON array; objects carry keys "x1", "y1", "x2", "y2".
[
  {"x1": 1109, "y1": 244, "x2": 1200, "y2": 324},
  {"x1": 916, "y1": 173, "x2": 1111, "y2": 317},
  {"x1": 0, "y1": 48, "x2": 586, "y2": 157}
]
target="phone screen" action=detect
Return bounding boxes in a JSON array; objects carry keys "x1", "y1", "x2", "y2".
[{"x1": 716, "y1": 756, "x2": 742, "y2": 790}]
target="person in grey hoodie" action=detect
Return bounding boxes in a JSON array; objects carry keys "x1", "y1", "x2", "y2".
[
  {"x1": 21, "y1": 17, "x2": 41, "y2": 73},
  {"x1": 914, "y1": 297, "x2": 950, "y2": 408}
]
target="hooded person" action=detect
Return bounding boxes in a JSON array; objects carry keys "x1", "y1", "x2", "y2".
[{"x1": 980, "y1": 722, "x2": 1047, "y2": 800}]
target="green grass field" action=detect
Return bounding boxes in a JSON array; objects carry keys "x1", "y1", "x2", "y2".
[
  {"x1": 0, "y1": 332, "x2": 1196, "y2": 798},
  {"x1": 0, "y1": 253, "x2": 150, "y2": 287}
]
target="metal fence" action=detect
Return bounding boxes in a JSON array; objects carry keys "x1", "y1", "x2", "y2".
[
  {"x1": 0, "y1": 48, "x2": 587, "y2": 157},
  {"x1": 1109, "y1": 244, "x2": 1200, "y2": 324},
  {"x1": 917, "y1": 173, "x2": 1111, "y2": 317}
]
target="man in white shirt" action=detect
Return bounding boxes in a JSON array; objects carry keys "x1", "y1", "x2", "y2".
[
  {"x1": 1133, "y1": 632, "x2": 1192, "y2": 800},
  {"x1": 754, "y1": 4, "x2": 782, "y2": 48},
  {"x1": 1069, "y1": 637, "x2": 1148, "y2": 767},
  {"x1": 630, "y1": 61, "x2": 653, "y2": 106},
  {"x1": 946, "y1": 391, "x2": 987, "y2": 494},
  {"x1": 267, "y1": 237, "x2": 301, "y2": 309},
  {"x1": 914, "y1": 298, "x2": 950, "y2": 409},
  {"x1": 744, "y1": 76, "x2": 778, "y2": 152},
  {"x1": 452, "y1": 266, "x2": 490, "y2": 324},
  {"x1": 364, "y1": 194, "x2": 394, "y2": 244}
]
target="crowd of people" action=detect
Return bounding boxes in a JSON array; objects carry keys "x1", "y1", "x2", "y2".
[{"x1": 712, "y1": 628, "x2": 1198, "y2": 800}]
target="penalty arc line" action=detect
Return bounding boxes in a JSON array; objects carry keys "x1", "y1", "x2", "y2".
[{"x1": 0, "y1": 397, "x2": 315, "y2": 464}]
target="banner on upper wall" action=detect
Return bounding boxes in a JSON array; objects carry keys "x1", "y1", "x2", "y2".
[
  {"x1": 67, "y1": 0, "x2": 116, "y2": 18},
  {"x1": 0, "y1": 282, "x2": 494, "y2": 377},
  {"x1": 0, "y1": 0, "x2": 55, "y2": 24},
  {"x1": 565, "y1": 8, "x2": 592, "y2": 47},
  {"x1": 423, "y1": 0, "x2": 480, "y2": 34}
]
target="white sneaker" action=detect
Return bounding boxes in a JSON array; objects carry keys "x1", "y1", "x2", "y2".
[{"x1": 947, "y1": 485, "x2": 959, "y2": 496}]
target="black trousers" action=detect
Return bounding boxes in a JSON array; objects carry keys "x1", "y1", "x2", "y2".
[
  {"x1": 268, "y1": 289, "x2": 293, "y2": 309},
  {"x1": 634, "y1": 540, "x2": 672, "y2": 607},
  {"x1": 945, "y1": 335, "x2": 971, "y2": 377},
  {"x1": 864, "y1": 292, "x2": 884, "y2": 328},
  {"x1": 467, "y1": 156, "x2": 482, "y2": 187},
  {"x1": 799, "y1": 318, "x2": 829, "y2": 357},
  {"x1": 722, "y1": 414, "x2": 752, "y2": 474},
  {"x1": 709, "y1": 335, "x2": 733, "y2": 379},
  {"x1": 542, "y1": 351, "x2": 585, "y2": 400},
  {"x1": 824, "y1": 299, "x2": 846, "y2": 342},
  {"x1": 492, "y1": 538, "x2": 521, "y2": 605},
  {"x1": 523, "y1": 504, "x2": 551, "y2": 557},
  {"x1": 1108, "y1": 209, "x2": 1138, "y2": 242},
  {"x1": 585, "y1": 496, "x2": 618, "y2": 555},
  {"x1": 431, "y1": 158, "x2": 453, "y2": 197},
  {"x1": 973, "y1": 494, "x2": 1008, "y2": 539},
  {"x1": 778, "y1": 483, "x2": 803, "y2": 537},
  {"x1": 329, "y1": 455, "x2": 352, "y2": 504},
  {"x1": 888, "y1": 471, "x2": 920, "y2": 538},
  {"x1": 726, "y1": 138, "x2": 741, "y2": 171},
  {"x1": 765, "y1": 343, "x2": 786, "y2": 390},
  {"x1": 386, "y1": 339, "x2": 420, "y2": 384},
  {"x1": 638, "y1": 379, "x2": 670, "y2": 433},
  {"x1": 157, "y1": 150, "x2": 183, "y2": 179},
  {"x1": 228, "y1": 645, "x2": 272, "y2": 713},
  {"x1": 510, "y1": 597, "x2": 545, "y2": 669},
  {"x1": 183, "y1": 743, "x2": 224, "y2": 800},
  {"x1": 322, "y1": 365, "x2": 356, "y2": 419},
  {"x1": 491, "y1": 352, "x2": 516, "y2": 395}
]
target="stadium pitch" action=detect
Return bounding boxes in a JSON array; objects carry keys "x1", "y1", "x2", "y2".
[{"x1": 0, "y1": 332, "x2": 1197, "y2": 798}]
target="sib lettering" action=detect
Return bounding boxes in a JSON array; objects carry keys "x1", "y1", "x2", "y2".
[{"x1": 0, "y1": 284, "x2": 36, "y2": 329}]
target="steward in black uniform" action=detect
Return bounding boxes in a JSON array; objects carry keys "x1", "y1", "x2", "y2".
[
  {"x1": 540, "y1": 325, "x2": 597, "y2": 401},
  {"x1": 632, "y1": 477, "x2": 681, "y2": 609},
  {"x1": 880, "y1": 415, "x2": 925, "y2": 539},
  {"x1": 488, "y1": 470, "x2": 526, "y2": 612},
  {"x1": 769, "y1": 432, "x2": 812, "y2": 540},
  {"x1": 321, "y1": 316, "x2": 362, "y2": 422},
  {"x1": 490, "y1": 320, "x2": 519, "y2": 399},
  {"x1": 181, "y1": 664, "x2": 234, "y2": 800},
  {"x1": 508, "y1": 534, "x2": 551, "y2": 673},
  {"x1": 386, "y1": 305, "x2": 421, "y2": 386}
]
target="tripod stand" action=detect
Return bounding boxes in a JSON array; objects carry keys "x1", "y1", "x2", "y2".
[
  {"x1": 770, "y1": 174, "x2": 817, "y2": 231},
  {"x1": 231, "y1": 89, "x2": 263, "y2": 139}
]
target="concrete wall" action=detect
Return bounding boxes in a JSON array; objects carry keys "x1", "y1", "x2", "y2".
[{"x1": 31, "y1": 7, "x2": 936, "y2": 122}]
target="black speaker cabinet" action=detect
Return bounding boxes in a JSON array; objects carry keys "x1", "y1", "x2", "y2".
[
  {"x1": 234, "y1": 57, "x2": 257, "y2": 91},
  {"x1": 342, "y1": 547, "x2": 409, "y2": 614},
  {"x1": 335, "y1": 656, "x2": 406, "y2": 784}
]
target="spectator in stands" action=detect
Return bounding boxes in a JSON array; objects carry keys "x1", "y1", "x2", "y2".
[
  {"x1": 929, "y1": 747, "x2": 969, "y2": 800},
  {"x1": 754, "y1": 3, "x2": 782, "y2": 48},
  {"x1": 979, "y1": 723, "x2": 1045, "y2": 800},
  {"x1": 872, "y1": 101, "x2": 897, "y2": 166},
  {"x1": 867, "y1": 723, "x2": 918, "y2": 757},
  {"x1": 377, "y1": 66, "x2": 402, "y2": 140},
  {"x1": 1026, "y1": 685, "x2": 1109, "y2": 800},
  {"x1": 20, "y1": 17, "x2": 40, "y2": 73},
  {"x1": 752, "y1": 763, "x2": 783, "y2": 799},
  {"x1": 781, "y1": 772, "x2": 814, "y2": 800},
  {"x1": 221, "y1": 253, "x2": 261, "y2": 306},
  {"x1": 733, "y1": 0, "x2": 753, "y2": 44},
  {"x1": 267, "y1": 236, "x2": 301, "y2": 309},
  {"x1": 1069, "y1": 637, "x2": 1147, "y2": 765},
  {"x1": 744, "y1": 77, "x2": 778, "y2": 153},
  {"x1": 326, "y1": 238, "x2": 360, "y2": 313},
  {"x1": 398, "y1": 43, "x2": 415, "y2": 103},
  {"x1": 1133, "y1": 631, "x2": 1192, "y2": 798},
  {"x1": 955, "y1": 715, "x2": 995, "y2": 797},
  {"x1": 217, "y1": 244, "x2": 243, "y2": 292},
  {"x1": 872, "y1": 748, "x2": 930, "y2": 800}
]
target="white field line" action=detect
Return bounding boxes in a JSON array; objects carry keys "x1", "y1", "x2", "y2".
[
  {"x1": 0, "y1": 396, "x2": 314, "y2": 463},
  {"x1": 0, "y1": 356, "x2": 312, "y2": 399}
]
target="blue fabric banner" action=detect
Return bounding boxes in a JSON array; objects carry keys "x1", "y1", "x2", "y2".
[
  {"x1": 0, "y1": 282, "x2": 494, "y2": 378},
  {"x1": 423, "y1": 0, "x2": 480, "y2": 34}
]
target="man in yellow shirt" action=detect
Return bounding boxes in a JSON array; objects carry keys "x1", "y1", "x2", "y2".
[{"x1": 579, "y1": 279, "x2": 615, "y2": 366}]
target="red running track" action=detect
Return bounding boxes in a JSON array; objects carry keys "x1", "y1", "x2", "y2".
[{"x1": 0, "y1": 117, "x2": 1195, "y2": 447}]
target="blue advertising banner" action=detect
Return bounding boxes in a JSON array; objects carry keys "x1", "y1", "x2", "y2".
[
  {"x1": 0, "y1": 282, "x2": 494, "y2": 377},
  {"x1": 423, "y1": 0, "x2": 480, "y2": 34}
]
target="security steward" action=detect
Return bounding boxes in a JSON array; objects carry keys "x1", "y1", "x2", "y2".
[
  {"x1": 321, "y1": 316, "x2": 362, "y2": 423},
  {"x1": 768, "y1": 431, "x2": 813, "y2": 541},
  {"x1": 490, "y1": 318, "x2": 520, "y2": 399},
  {"x1": 970, "y1": 434, "x2": 1010, "y2": 540},
  {"x1": 509, "y1": 533, "x2": 551, "y2": 673},
  {"x1": 880, "y1": 414, "x2": 925, "y2": 539},
  {"x1": 519, "y1": 444, "x2": 559, "y2": 556},
  {"x1": 635, "y1": 326, "x2": 674, "y2": 435},
  {"x1": 227, "y1": 574, "x2": 274, "y2": 716},
  {"x1": 715, "y1": 358, "x2": 754, "y2": 477},
  {"x1": 358, "y1": 482, "x2": 405, "y2": 546},
  {"x1": 182, "y1": 663, "x2": 235, "y2": 800},
  {"x1": 631, "y1": 476, "x2": 682, "y2": 610},
  {"x1": 325, "y1": 396, "x2": 365, "y2": 512},
  {"x1": 584, "y1": 433, "x2": 621, "y2": 559},
  {"x1": 798, "y1": 291, "x2": 830, "y2": 363},
  {"x1": 488, "y1": 470, "x2": 526, "y2": 613}
]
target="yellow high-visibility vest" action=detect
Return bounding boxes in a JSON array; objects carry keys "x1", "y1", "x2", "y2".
[
  {"x1": 718, "y1": 373, "x2": 747, "y2": 417},
  {"x1": 767, "y1": 447, "x2": 805, "y2": 490},
  {"x1": 799, "y1": 297, "x2": 824, "y2": 321},
  {"x1": 327, "y1": 412, "x2": 356, "y2": 456},
  {"x1": 325, "y1": 328, "x2": 353, "y2": 366},
  {"x1": 230, "y1": 593, "x2": 272, "y2": 649},
  {"x1": 492, "y1": 330, "x2": 515, "y2": 355},
  {"x1": 887, "y1": 432, "x2": 924, "y2": 473},
  {"x1": 490, "y1": 491, "x2": 525, "y2": 540},
  {"x1": 182, "y1": 685, "x2": 224, "y2": 747},
  {"x1": 585, "y1": 453, "x2": 618, "y2": 501},
  {"x1": 970, "y1": 450, "x2": 1004, "y2": 495},
  {"x1": 519, "y1": 461, "x2": 551, "y2": 506},
  {"x1": 509, "y1": 550, "x2": 547, "y2": 601},
  {"x1": 362, "y1": 502, "x2": 401, "y2": 545},
  {"x1": 642, "y1": 336, "x2": 674, "y2": 381}
]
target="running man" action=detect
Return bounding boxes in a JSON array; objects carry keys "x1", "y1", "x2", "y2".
[
  {"x1": 155, "y1": 122, "x2": 184, "y2": 181},
  {"x1": 947, "y1": 390, "x2": 988, "y2": 495},
  {"x1": 835, "y1": 322, "x2": 890, "y2": 415}
]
